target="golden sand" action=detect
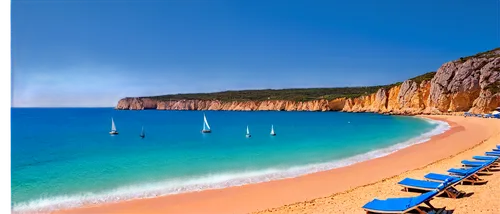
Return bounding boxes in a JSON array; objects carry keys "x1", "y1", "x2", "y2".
[
  {"x1": 55, "y1": 115, "x2": 500, "y2": 214},
  {"x1": 255, "y1": 115, "x2": 500, "y2": 214}
]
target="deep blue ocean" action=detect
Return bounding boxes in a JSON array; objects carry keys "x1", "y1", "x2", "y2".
[{"x1": 11, "y1": 108, "x2": 449, "y2": 212}]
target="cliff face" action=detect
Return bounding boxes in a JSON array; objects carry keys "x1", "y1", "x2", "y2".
[
  {"x1": 341, "y1": 80, "x2": 431, "y2": 115},
  {"x1": 116, "y1": 51, "x2": 500, "y2": 114},
  {"x1": 117, "y1": 98, "x2": 347, "y2": 111},
  {"x1": 426, "y1": 57, "x2": 500, "y2": 114}
]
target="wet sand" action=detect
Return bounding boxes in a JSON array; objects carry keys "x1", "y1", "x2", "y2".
[{"x1": 55, "y1": 115, "x2": 500, "y2": 214}]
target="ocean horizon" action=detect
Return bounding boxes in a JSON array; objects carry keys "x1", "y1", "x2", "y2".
[{"x1": 11, "y1": 108, "x2": 449, "y2": 212}]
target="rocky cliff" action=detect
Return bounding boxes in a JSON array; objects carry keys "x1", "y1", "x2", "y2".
[
  {"x1": 116, "y1": 48, "x2": 500, "y2": 114},
  {"x1": 116, "y1": 97, "x2": 347, "y2": 111}
]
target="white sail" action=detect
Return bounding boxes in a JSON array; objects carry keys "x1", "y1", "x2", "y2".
[
  {"x1": 111, "y1": 118, "x2": 117, "y2": 131},
  {"x1": 141, "y1": 126, "x2": 144, "y2": 135},
  {"x1": 203, "y1": 114, "x2": 211, "y2": 130},
  {"x1": 270, "y1": 125, "x2": 275, "y2": 135},
  {"x1": 246, "y1": 125, "x2": 250, "y2": 135}
]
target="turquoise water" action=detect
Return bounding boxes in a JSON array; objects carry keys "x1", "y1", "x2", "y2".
[{"x1": 11, "y1": 108, "x2": 448, "y2": 212}]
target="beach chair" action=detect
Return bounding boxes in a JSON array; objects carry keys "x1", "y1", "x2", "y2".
[
  {"x1": 459, "y1": 159, "x2": 496, "y2": 175},
  {"x1": 424, "y1": 172, "x2": 487, "y2": 185},
  {"x1": 485, "y1": 151, "x2": 500, "y2": 157},
  {"x1": 457, "y1": 166, "x2": 492, "y2": 175},
  {"x1": 449, "y1": 164, "x2": 495, "y2": 176},
  {"x1": 424, "y1": 166, "x2": 488, "y2": 185},
  {"x1": 473, "y1": 155, "x2": 499, "y2": 162},
  {"x1": 362, "y1": 189, "x2": 446, "y2": 214},
  {"x1": 397, "y1": 177, "x2": 465, "y2": 198},
  {"x1": 461, "y1": 160, "x2": 499, "y2": 169}
]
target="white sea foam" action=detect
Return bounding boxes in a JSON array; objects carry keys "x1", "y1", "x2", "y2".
[{"x1": 12, "y1": 117, "x2": 450, "y2": 213}]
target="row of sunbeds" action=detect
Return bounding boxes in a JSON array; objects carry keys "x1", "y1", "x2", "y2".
[
  {"x1": 361, "y1": 145, "x2": 500, "y2": 214},
  {"x1": 463, "y1": 112, "x2": 500, "y2": 118}
]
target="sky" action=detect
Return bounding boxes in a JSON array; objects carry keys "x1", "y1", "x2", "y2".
[{"x1": 11, "y1": 0, "x2": 500, "y2": 107}]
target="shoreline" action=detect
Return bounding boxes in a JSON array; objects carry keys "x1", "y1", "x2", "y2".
[
  {"x1": 255, "y1": 115, "x2": 500, "y2": 213},
  {"x1": 47, "y1": 115, "x2": 496, "y2": 214},
  {"x1": 14, "y1": 114, "x2": 448, "y2": 213}
]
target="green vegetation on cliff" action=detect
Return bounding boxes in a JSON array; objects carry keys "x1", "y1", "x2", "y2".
[
  {"x1": 460, "y1": 48, "x2": 500, "y2": 62},
  {"x1": 144, "y1": 86, "x2": 388, "y2": 102},
  {"x1": 381, "y1": 71, "x2": 436, "y2": 87},
  {"x1": 141, "y1": 72, "x2": 437, "y2": 102},
  {"x1": 410, "y1": 71, "x2": 436, "y2": 84}
]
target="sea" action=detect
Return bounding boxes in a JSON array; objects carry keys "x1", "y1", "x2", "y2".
[{"x1": 11, "y1": 108, "x2": 449, "y2": 212}]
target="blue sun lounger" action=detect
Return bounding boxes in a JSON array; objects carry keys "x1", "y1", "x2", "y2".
[
  {"x1": 424, "y1": 173, "x2": 459, "y2": 181},
  {"x1": 485, "y1": 151, "x2": 500, "y2": 157},
  {"x1": 424, "y1": 166, "x2": 488, "y2": 185},
  {"x1": 448, "y1": 167, "x2": 477, "y2": 176},
  {"x1": 450, "y1": 166, "x2": 493, "y2": 177},
  {"x1": 424, "y1": 173, "x2": 486, "y2": 185},
  {"x1": 461, "y1": 159, "x2": 498, "y2": 169},
  {"x1": 362, "y1": 189, "x2": 446, "y2": 214},
  {"x1": 463, "y1": 159, "x2": 498, "y2": 174},
  {"x1": 461, "y1": 159, "x2": 498, "y2": 168},
  {"x1": 473, "y1": 155, "x2": 499, "y2": 161},
  {"x1": 397, "y1": 177, "x2": 464, "y2": 198},
  {"x1": 461, "y1": 160, "x2": 490, "y2": 166}
]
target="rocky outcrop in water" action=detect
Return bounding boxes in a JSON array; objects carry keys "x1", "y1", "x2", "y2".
[{"x1": 116, "y1": 49, "x2": 500, "y2": 114}]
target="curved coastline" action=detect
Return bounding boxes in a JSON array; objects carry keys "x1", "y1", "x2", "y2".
[
  {"x1": 12, "y1": 116, "x2": 453, "y2": 214},
  {"x1": 15, "y1": 116, "x2": 449, "y2": 213},
  {"x1": 254, "y1": 115, "x2": 500, "y2": 214},
  {"x1": 14, "y1": 116, "x2": 452, "y2": 213},
  {"x1": 49, "y1": 116, "x2": 500, "y2": 213}
]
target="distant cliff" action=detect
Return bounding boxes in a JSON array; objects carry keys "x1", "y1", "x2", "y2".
[
  {"x1": 116, "y1": 98, "x2": 347, "y2": 111},
  {"x1": 116, "y1": 48, "x2": 500, "y2": 114}
]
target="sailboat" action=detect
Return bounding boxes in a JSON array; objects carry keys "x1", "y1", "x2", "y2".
[
  {"x1": 246, "y1": 125, "x2": 251, "y2": 138},
  {"x1": 201, "y1": 113, "x2": 211, "y2": 133},
  {"x1": 140, "y1": 126, "x2": 145, "y2": 138},
  {"x1": 110, "y1": 118, "x2": 118, "y2": 135},
  {"x1": 270, "y1": 124, "x2": 276, "y2": 136}
]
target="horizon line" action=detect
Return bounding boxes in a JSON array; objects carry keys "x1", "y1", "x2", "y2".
[{"x1": 11, "y1": 106, "x2": 116, "y2": 108}]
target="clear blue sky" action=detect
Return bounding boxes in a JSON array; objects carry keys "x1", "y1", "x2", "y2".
[{"x1": 11, "y1": 0, "x2": 500, "y2": 107}]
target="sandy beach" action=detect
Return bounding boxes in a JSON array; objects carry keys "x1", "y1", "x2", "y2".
[{"x1": 54, "y1": 115, "x2": 500, "y2": 214}]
